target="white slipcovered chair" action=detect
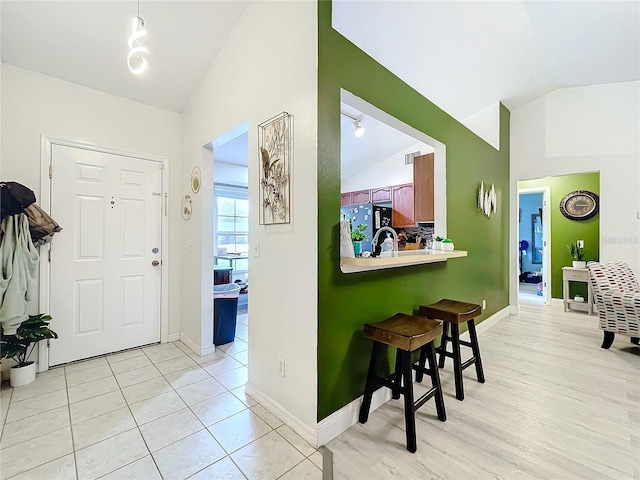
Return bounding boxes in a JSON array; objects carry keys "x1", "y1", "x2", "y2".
[{"x1": 587, "y1": 261, "x2": 640, "y2": 349}]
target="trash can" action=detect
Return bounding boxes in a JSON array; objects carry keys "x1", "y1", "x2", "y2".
[{"x1": 213, "y1": 283, "x2": 241, "y2": 346}]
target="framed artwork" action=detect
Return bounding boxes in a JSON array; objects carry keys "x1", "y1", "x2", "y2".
[{"x1": 258, "y1": 112, "x2": 292, "y2": 225}]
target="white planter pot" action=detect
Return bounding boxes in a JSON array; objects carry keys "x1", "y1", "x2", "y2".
[
  {"x1": 441, "y1": 242, "x2": 454, "y2": 251},
  {"x1": 572, "y1": 261, "x2": 587, "y2": 269},
  {"x1": 10, "y1": 362, "x2": 36, "y2": 387}
]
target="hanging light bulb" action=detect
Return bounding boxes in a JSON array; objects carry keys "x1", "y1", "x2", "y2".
[
  {"x1": 353, "y1": 120, "x2": 365, "y2": 138},
  {"x1": 127, "y1": 3, "x2": 148, "y2": 75}
]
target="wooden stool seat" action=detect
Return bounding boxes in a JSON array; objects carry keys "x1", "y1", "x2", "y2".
[
  {"x1": 419, "y1": 299, "x2": 485, "y2": 401},
  {"x1": 359, "y1": 313, "x2": 446, "y2": 453}
]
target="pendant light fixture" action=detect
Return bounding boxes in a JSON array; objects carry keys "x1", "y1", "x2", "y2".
[
  {"x1": 341, "y1": 111, "x2": 365, "y2": 138},
  {"x1": 127, "y1": 0, "x2": 148, "y2": 75}
]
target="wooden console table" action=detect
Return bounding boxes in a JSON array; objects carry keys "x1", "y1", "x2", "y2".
[{"x1": 562, "y1": 267, "x2": 594, "y2": 315}]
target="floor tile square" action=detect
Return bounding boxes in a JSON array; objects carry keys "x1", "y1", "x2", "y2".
[
  {"x1": 230, "y1": 385, "x2": 258, "y2": 407},
  {"x1": 201, "y1": 356, "x2": 243, "y2": 376},
  {"x1": 0, "y1": 427, "x2": 73, "y2": 479},
  {"x1": 147, "y1": 347, "x2": 188, "y2": 364},
  {"x1": 109, "y1": 355, "x2": 153, "y2": 374},
  {"x1": 68, "y1": 375, "x2": 120, "y2": 404},
  {"x1": 189, "y1": 350, "x2": 228, "y2": 365},
  {"x1": 174, "y1": 341, "x2": 195, "y2": 355},
  {"x1": 152, "y1": 430, "x2": 225, "y2": 480},
  {"x1": 214, "y1": 366, "x2": 248, "y2": 390},
  {"x1": 251, "y1": 403, "x2": 283, "y2": 429},
  {"x1": 176, "y1": 378, "x2": 227, "y2": 406},
  {"x1": 208, "y1": 409, "x2": 272, "y2": 454},
  {"x1": 1, "y1": 405, "x2": 69, "y2": 449},
  {"x1": 189, "y1": 456, "x2": 245, "y2": 480},
  {"x1": 230, "y1": 350, "x2": 248, "y2": 365},
  {"x1": 75, "y1": 428, "x2": 148, "y2": 480},
  {"x1": 8, "y1": 453, "x2": 76, "y2": 480},
  {"x1": 70, "y1": 390, "x2": 127, "y2": 424},
  {"x1": 115, "y1": 364, "x2": 161, "y2": 388},
  {"x1": 106, "y1": 348, "x2": 145, "y2": 364},
  {"x1": 10, "y1": 374, "x2": 66, "y2": 402},
  {"x1": 101, "y1": 455, "x2": 161, "y2": 480},
  {"x1": 64, "y1": 357, "x2": 108, "y2": 374},
  {"x1": 129, "y1": 390, "x2": 186, "y2": 425},
  {"x1": 190, "y1": 391, "x2": 247, "y2": 426},
  {"x1": 279, "y1": 459, "x2": 322, "y2": 480},
  {"x1": 121, "y1": 376, "x2": 172, "y2": 405},
  {"x1": 164, "y1": 365, "x2": 210, "y2": 389},
  {"x1": 218, "y1": 341, "x2": 248, "y2": 355},
  {"x1": 71, "y1": 406, "x2": 136, "y2": 450},
  {"x1": 6, "y1": 389, "x2": 68, "y2": 423},
  {"x1": 231, "y1": 431, "x2": 305, "y2": 480},
  {"x1": 142, "y1": 342, "x2": 179, "y2": 354},
  {"x1": 309, "y1": 451, "x2": 323, "y2": 470},
  {"x1": 276, "y1": 425, "x2": 316, "y2": 457},
  {"x1": 154, "y1": 355, "x2": 197, "y2": 375},
  {"x1": 139, "y1": 408, "x2": 204, "y2": 452},
  {"x1": 65, "y1": 364, "x2": 113, "y2": 387}
]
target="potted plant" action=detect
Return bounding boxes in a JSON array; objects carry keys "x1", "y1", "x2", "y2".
[
  {"x1": 568, "y1": 242, "x2": 586, "y2": 269},
  {"x1": 351, "y1": 223, "x2": 369, "y2": 256},
  {"x1": 1, "y1": 314, "x2": 58, "y2": 387},
  {"x1": 441, "y1": 238, "x2": 455, "y2": 251},
  {"x1": 433, "y1": 236, "x2": 444, "y2": 250}
]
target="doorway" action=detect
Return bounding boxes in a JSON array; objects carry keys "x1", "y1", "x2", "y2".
[
  {"x1": 518, "y1": 186, "x2": 551, "y2": 305},
  {"x1": 41, "y1": 139, "x2": 168, "y2": 367}
]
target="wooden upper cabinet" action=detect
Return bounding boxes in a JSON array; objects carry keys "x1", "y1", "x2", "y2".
[
  {"x1": 392, "y1": 183, "x2": 414, "y2": 227},
  {"x1": 351, "y1": 190, "x2": 371, "y2": 204},
  {"x1": 340, "y1": 192, "x2": 352, "y2": 206},
  {"x1": 413, "y1": 153, "x2": 435, "y2": 222},
  {"x1": 370, "y1": 186, "x2": 391, "y2": 203}
]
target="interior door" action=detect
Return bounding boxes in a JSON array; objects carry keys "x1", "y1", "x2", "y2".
[{"x1": 48, "y1": 145, "x2": 163, "y2": 365}]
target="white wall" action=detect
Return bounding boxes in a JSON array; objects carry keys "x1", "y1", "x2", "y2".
[
  {"x1": 461, "y1": 101, "x2": 501, "y2": 151},
  {"x1": 214, "y1": 161, "x2": 248, "y2": 187},
  {"x1": 510, "y1": 81, "x2": 640, "y2": 306},
  {"x1": 0, "y1": 64, "x2": 183, "y2": 339},
  {"x1": 180, "y1": 1, "x2": 318, "y2": 440}
]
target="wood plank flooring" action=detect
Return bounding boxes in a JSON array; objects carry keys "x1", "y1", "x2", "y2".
[{"x1": 328, "y1": 303, "x2": 640, "y2": 480}]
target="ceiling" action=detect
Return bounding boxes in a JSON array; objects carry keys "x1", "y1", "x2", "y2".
[{"x1": 2, "y1": 1, "x2": 638, "y2": 166}]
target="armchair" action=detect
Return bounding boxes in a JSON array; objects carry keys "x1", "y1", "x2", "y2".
[{"x1": 587, "y1": 261, "x2": 640, "y2": 349}]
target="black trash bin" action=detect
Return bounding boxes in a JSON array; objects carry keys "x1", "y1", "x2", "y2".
[{"x1": 213, "y1": 283, "x2": 241, "y2": 346}]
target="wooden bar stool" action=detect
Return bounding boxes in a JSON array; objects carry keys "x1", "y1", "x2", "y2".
[
  {"x1": 418, "y1": 299, "x2": 485, "y2": 401},
  {"x1": 359, "y1": 313, "x2": 446, "y2": 453}
]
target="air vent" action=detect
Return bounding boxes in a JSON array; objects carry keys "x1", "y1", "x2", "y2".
[{"x1": 404, "y1": 151, "x2": 421, "y2": 165}]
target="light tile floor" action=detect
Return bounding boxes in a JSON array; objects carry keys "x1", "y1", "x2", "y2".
[{"x1": 0, "y1": 313, "x2": 323, "y2": 480}]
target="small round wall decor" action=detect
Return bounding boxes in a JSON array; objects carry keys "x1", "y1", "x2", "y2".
[
  {"x1": 559, "y1": 190, "x2": 599, "y2": 221},
  {"x1": 191, "y1": 166, "x2": 201, "y2": 194},
  {"x1": 182, "y1": 195, "x2": 192, "y2": 221}
]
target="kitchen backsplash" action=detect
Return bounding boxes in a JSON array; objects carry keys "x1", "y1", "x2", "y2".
[{"x1": 397, "y1": 225, "x2": 434, "y2": 248}]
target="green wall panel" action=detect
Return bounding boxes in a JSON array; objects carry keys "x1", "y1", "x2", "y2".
[
  {"x1": 317, "y1": 1, "x2": 511, "y2": 421},
  {"x1": 519, "y1": 173, "x2": 600, "y2": 299}
]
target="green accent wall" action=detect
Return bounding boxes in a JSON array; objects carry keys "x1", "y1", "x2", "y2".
[
  {"x1": 317, "y1": 1, "x2": 511, "y2": 421},
  {"x1": 519, "y1": 173, "x2": 600, "y2": 299}
]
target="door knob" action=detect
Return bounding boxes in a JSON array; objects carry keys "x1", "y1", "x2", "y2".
[{"x1": 152, "y1": 260, "x2": 160, "y2": 266}]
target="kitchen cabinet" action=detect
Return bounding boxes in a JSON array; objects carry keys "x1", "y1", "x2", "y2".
[
  {"x1": 392, "y1": 183, "x2": 414, "y2": 227},
  {"x1": 340, "y1": 192, "x2": 352, "y2": 206},
  {"x1": 413, "y1": 153, "x2": 434, "y2": 222},
  {"x1": 370, "y1": 186, "x2": 391, "y2": 203},
  {"x1": 351, "y1": 190, "x2": 371, "y2": 204}
]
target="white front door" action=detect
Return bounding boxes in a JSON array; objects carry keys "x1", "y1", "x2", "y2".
[{"x1": 48, "y1": 145, "x2": 163, "y2": 366}]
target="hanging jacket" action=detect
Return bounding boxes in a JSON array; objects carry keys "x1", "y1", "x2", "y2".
[{"x1": 0, "y1": 214, "x2": 39, "y2": 334}]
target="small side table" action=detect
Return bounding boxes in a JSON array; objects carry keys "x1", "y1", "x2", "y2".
[{"x1": 562, "y1": 267, "x2": 594, "y2": 315}]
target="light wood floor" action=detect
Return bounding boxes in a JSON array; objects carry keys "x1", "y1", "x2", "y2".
[{"x1": 328, "y1": 303, "x2": 640, "y2": 480}]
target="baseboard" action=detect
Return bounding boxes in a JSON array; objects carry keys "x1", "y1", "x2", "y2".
[
  {"x1": 177, "y1": 333, "x2": 214, "y2": 356},
  {"x1": 166, "y1": 333, "x2": 180, "y2": 342},
  {"x1": 316, "y1": 305, "x2": 510, "y2": 446},
  {"x1": 317, "y1": 386, "x2": 390, "y2": 447},
  {"x1": 510, "y1": 305, "x2": 520, "y2": 315},
  {"x1": 551, "y1": 298, "x2": 564, "y2": 308},
  {"x1": 245, "y1": 382, "x2": 317, "y2": 447}
]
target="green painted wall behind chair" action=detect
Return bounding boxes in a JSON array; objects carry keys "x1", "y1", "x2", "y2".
[{"x1": 317, "y1": 1, "x2": 511, "y2": 421}]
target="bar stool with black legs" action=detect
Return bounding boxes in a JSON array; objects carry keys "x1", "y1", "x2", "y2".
[
  {"x1": 418, "y1": 299, "x2": 485, "y2": 401},
  {"x1": 358, "y1": 313, "x2": 446, "y2": 453}
]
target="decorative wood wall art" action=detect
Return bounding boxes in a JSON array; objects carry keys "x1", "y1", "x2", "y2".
[
  {"x1": 258, "y1": 112, "x2": 292, "y2": 225},
  {"x1": 478, "y1": 181, "x2": 497, "y2": 218}
]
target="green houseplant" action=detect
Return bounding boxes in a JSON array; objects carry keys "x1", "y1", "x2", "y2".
[
  {"x1": 1, "y1": 314, "x2": 58, "y2": 387},
  {"x1": 350, "y1": 224, "x2": 369, "y2": 256},
  {"x1": 568, "y1": 242, "x2": 586, "y2": 269}
]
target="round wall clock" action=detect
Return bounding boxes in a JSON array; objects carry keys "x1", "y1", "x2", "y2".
[{"x1": 559, "y1": 190, "x2": 599, "y2": 221}]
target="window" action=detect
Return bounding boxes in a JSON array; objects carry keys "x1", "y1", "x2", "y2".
[{"x1": 215, "y1": 185, "x2": 248, "y2": 272}]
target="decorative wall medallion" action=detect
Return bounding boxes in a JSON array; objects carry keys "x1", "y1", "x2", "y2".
[
  {"x1": 191, "y1": 166, "x2": 201, "y2": 194},
  {"x1": 182, "y1": 194, "x2": 192, "y2": 220}
]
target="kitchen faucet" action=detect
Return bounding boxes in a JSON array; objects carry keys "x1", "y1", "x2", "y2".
[{"x1": 371, "y1": 226, "x2": 398, "y2": 256}]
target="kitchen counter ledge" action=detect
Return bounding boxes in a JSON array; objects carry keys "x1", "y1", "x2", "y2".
[{"x1": 340, "y1": 250, "x2": 467, "y2": 273}]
